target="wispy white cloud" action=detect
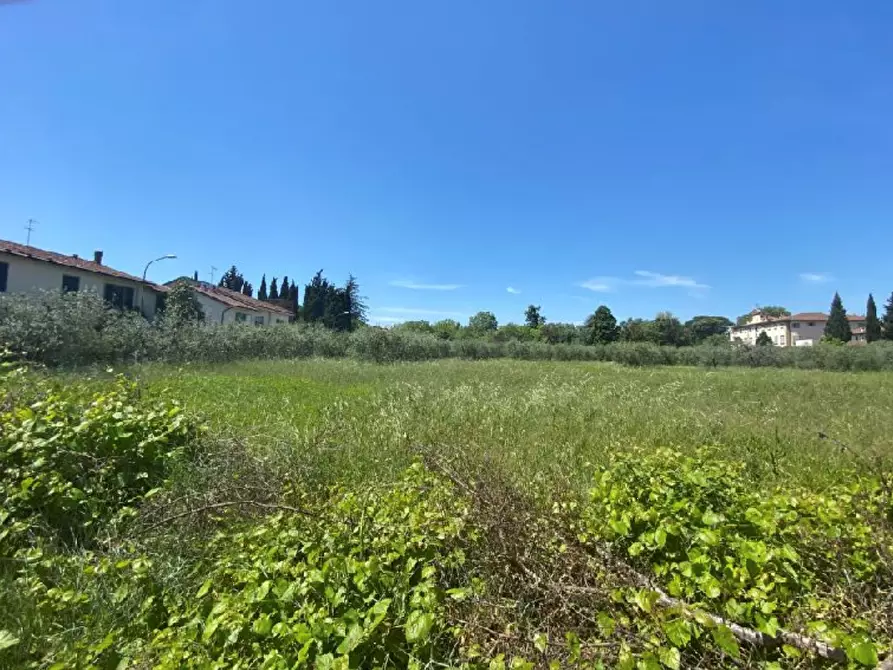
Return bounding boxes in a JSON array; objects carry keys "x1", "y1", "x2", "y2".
[
  {"x1": 506, "y1": 286, "x2": 521, "y2": 295},
  {"x1": 390, "y1": 279, "x2": 463, "y2": 291},
  {"x1": 579, "y1": 271, "x2": 710, "y2": 293},
  {"x1": 632, "y1": 270, "x2": 710, "y2": 289},
  {"x1": 579, "y1": 278, "x2": 617, "y2": 292},
  {"x1": 799, "y1": 272, "x2": 833, "y2": 284}
]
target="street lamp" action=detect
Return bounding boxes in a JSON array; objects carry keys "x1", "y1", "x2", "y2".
[
  {"x1": 143, "y1": 254, "x2": 177, "y2": 281},
  {"x1": 141, "y1": 254, "x2": 177, "y2": 318}
]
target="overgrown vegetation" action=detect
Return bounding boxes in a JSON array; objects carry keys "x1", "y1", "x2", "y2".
[
  {"x1": 5, "y1": 291, "x2": 893, "y2": 370},
  {"x1": 1, "y1": 357, "x2": 892, "y2": 667}
]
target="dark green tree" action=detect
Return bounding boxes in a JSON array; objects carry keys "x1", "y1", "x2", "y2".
[
  {"x1": 258, "y1": 275, "x2": 268, "y2": 301},
  {"x1": 882, "y1": 292, "x2": 893, "y2": 341},
  {"x1": 432, "y1": 319, "x2": 462, "y2": 340},
  {"x1": 540, "y1": 323, "x2": 584, "y2": 345},
  {"x1": 685, "y1": 315, "x2": 733, "y2": 344},
  {"x1": 218, "y1": 265, "x2": 247, "y2": 293},
  {"x1": 468, "y1": 311, "x2": 498, "y2": 334},
  {"x1": 193, "y1": 270, "x2": 199, "y2": 281},
  {"x1": 163, "y1": 283, "x2": 204, "y2": 324},
  {"x1": 584, "y1": 305, "x2": 619, "y2": 344},
  {"x1": 241, "y1": 282, "x2": 253, "y2": 297},
  {"x1": 341, "y1": 274, "x2": 367, "y2": 331},
  {"x1": 524, "y1": 305, "x2": 545, "y2": 328},
  {"x1": 280, "y1": 277, "x2": 290, "y2": 301},
  {"x1": 619, "y1": 318, "x2": 655, "y2": 343},
  {"x1": 653, "y1": 312, "x2": 686, "y2": 346},
  {"x1": 755, "y1": 331, "x2": 773, "y2": 346},
  {"x1": 303, "y1": 270, "x2": 330, "y2": 323},
  {"x1": 824, "y1": 293, "x2": 852, "y2": 343},
  {"x1": 866, "y1": 294, "x2": 881, "y2": 343},
  {"x1": 269, "y1": 277, "x2": 279, "y2": 301},
  {"x1": 288, "y1": 284, "x2": 300, "y2": 316}
]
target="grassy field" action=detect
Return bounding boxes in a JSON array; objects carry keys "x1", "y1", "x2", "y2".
[
  {"x1": 140, "y1": 358, "x2": 893, "y2": 491},
  {"x1": 4, "y1": 358, "x2": 892, "y2": 668}
]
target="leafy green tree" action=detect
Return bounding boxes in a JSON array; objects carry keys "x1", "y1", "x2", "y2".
[
  {"x1": 338, "y1": 275, "x2": 367, "y2": 331},
  {"x1": 540, "y1": 322, "x2": 584, "y2": 345},
  {"x1": 494, "y1": 323, "x2": 539, "y2": 343},
  {"x1": 524, "y1": 305, "x2": 545, "y2": 328},
  {"x1": 241, "y1": 282, "x2": 253, "y2": 297},
  {"x1": 619, "y1": 318, "x2": 655, "y2": 343},
  {"x1": 218, "y1": 265, "x2": 247, "y2": 293},
  {"x1": 755, "y1": 331, "x2": 773, "y2": 346},
  {"x1": 883, "y1": 292, "x2": 893, "y2": 341},
  {"x1": 866, "y1": 294, "x2": 881, "y2": 343},
  {"x1": 653, "y1": 312, "x2": 686, "y2": 346},
  {"x1": 303, "y1": 270, "x2": 329, "y2": 323},
  {"x1": 685, "y1": 315, "x2": 733, "y2": 344},
  {"x1": 468, "y1": 311, "x2": 498, "y2": 334},
  {"x1": 163, "y1": 283, "x2": 204, "y2": 324},
  {"x1": 824, "y1": 292, "x2": 852, "y2": 343},
  {"x1": 258, "y1": 275, "x2": 268, "y2": 301},
  {"x1": 432, "y1": 319, "x2": 462, "y2": 340},
  {"x1": 584, "y1": 305, "x2": 619, "y2": 344},
  {"x1": 269, "y1": 277, "x2": 279, "y2": 301}
]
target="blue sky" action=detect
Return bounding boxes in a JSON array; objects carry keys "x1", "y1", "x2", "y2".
[{"x1": 2, "y1": 1, "x2": 891, "y2": 326}]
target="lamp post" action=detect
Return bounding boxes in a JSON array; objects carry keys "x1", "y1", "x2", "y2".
[{"x1": 141, "y1": 254, "x2": 177, "y2": 317}]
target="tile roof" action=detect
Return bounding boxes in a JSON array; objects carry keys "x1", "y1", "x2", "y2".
[
  {"x1": 0, "y1": 238, "x2": 167, "y2": 291},
  {"x1": 789, "y1": 312, "x2": 866, "y2": 322},
  {"x1": 176, "y1": 281, "x2": 294, "y2": 316}
]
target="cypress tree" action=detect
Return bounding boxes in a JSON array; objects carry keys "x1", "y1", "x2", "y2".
[
  {"x1": 866, "y1": 294, "x2": 881, "y2": 342},
  {"x1": 882, "y1": 292, "x2": 893, "y2": 341},
  {"x1": 258, "y1": 275, "x2": 268, "y2": 301},
  {"x1": 280, "y1": 277, "x2": 289, "y2": 301},
  {"x1": 242, "y1": 282, "x2": 253, "y2": 298},
  {"x1": 288, "y1": 285, "x2": 300, "y2": 316},
  {"x1": 269, "y1": 277, "x2": 279, "y2": 300},
  {"x1": 824, "y1": 292, "x2": 852, "y2": 343},
  {"x1": 193, "y1": 270, "x2": 199, "y2": 281}
]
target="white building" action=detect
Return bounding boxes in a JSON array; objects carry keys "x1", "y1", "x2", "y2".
[
  {"x1": 730, "y1": 309, "x2": 867, "y2": 346},
  {"x1": 171, "y1": 280, "x2": 293, "y2": 325},
  {"x1": 0, "y1": 239, "x2": 166, "y2": 319}
]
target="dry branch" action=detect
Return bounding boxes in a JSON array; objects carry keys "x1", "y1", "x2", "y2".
[{"x1": 141, "y1": 500, "x2": 315, "y2": 535}]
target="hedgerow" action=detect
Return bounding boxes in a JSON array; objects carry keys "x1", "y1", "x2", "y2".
[{"x1": 4, "y1": 290, "x2": 893, "y2": 369}]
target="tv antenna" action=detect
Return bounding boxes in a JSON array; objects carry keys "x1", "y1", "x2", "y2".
[
  {"x1": 24, "y1": 218, "x2": 39, "y2": 245},
  {"x1": 209, "y1": 265, "x2": 218, "y2": 284}
]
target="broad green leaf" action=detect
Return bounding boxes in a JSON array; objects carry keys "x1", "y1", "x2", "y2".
[
  {"x1": 659, "y1": 646, "x2": 681, "y2": 670},
  {"x1": 533, "y1": 632, "x2": 548, "y2": 653},
  {"x1": 850, "y1": 642, "x2": 878, "y2": 667},
  {"x1": 711, "y1": 625, "x2": 739, "y2": 658},
  {"x1": 701, "y1": 510, "x2": 723, "y2": 526},
  {"x1": 252, "y1": 615, "x2": 273, "y2": 636},
  {"x1": 195, "y1": 579, "x2": 213, "y2": 599},
  {"x1": 336, "y1": 623, "x2": 364, "y2": 655},
  {"x1": 662, "y1": 619, "x2": 691, "y2": 648},
  {"x1": 404, "y1": 610, "x2": 434, "y2": 643}
]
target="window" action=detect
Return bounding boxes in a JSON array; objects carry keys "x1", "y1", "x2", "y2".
[
  {"x1": 61, "y1": 275, "x2": 80, "y2": 292},
  {"x1": 792, "y1": 322, "x2": 800, "y2": 328},
  {"x1": 235, "y1": 312, "x2": 247, "y2": 323},
  {"x1": 254, "y1": 315, "x2": 265, "y2": 326},
  {"x1": 103, "y1": 283, "x2": 134, "y2": 309},
  {"x1": 808, "y1": 322, "x2": 815, "y2": 327},
  {"x1": 0, "y1": 261, "x2": 7, "y2": 292}
]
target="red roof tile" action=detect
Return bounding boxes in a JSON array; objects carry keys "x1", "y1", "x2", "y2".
[
  {"x1": 177, "y1": 281, "x2": 293, "y2": 317},
  {"x1": 789, "y1": 312, "x2": 867, "y2": 322},
  {"x1": 0, "y1": 239, "x2": 166, "y2": 291}
]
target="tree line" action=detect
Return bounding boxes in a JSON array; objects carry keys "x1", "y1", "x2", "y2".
[
  {"x1": 392, "y1": 291, "x2": 893, "y2": 347},
  {"x1": 177, "y1": 265, "x2": 368, "y2": 332}
]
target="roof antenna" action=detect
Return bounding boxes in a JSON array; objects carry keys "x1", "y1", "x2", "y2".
[
  {"x1": 24, "y1": 218, "x2": 38, "y2": 245},
  {"x1": 209, "y1": 265, "x2": 217, "y2": 284}
]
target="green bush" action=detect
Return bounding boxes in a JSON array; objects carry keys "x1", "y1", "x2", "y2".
[
  {"x1": 0, "y1": 364, "x2": 201, "y2": 552},
  {"x1": 580, "y1": 447, "x2": 892, "y2": 664},
  {"x1": 5, "y1": 290, "x2": 893, "y2": 370}
]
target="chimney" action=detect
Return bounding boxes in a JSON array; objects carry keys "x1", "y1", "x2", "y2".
[{"x1": 94, "y1": 250, "x2": 103, "y2": 264}]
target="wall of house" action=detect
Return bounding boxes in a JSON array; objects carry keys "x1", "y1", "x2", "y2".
[
  {"x1": 730, "y1": 321, "x2": 790, "y2": 346},
  {"x1": 0, "y1": 253, "x2": 162, "y2": 319},
  {"x1": 790, "y1": 320, "x2": 826, "y2": 345},
  {"x1": 193, "y1": 293, "x2": 289, "y2": 325}
]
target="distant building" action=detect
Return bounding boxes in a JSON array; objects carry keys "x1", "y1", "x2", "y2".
[
  {"x1": 166, "y1": 279, "x2": 293, "y2": 326},
  {"x1": 0, "y1": 239, "x2": 166, "y2": 319},
  {"x1": 729, "y1": 309, "x2": 866, "y2": 346}
]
